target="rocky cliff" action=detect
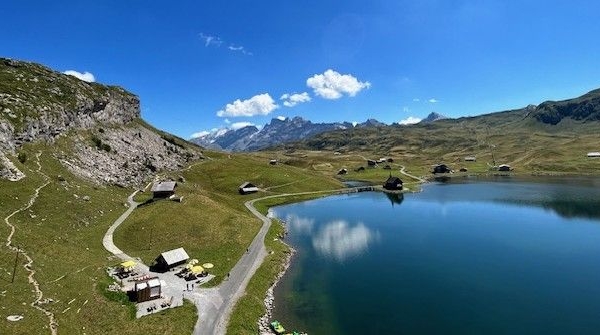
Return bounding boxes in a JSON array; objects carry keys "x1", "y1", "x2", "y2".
[{"x1": 0, "y1": 58, "x2": 201, "y2": 185}]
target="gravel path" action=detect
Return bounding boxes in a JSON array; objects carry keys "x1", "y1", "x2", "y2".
[{"x1": 3, "y1": 153, "x2": 57, "y2": 334}]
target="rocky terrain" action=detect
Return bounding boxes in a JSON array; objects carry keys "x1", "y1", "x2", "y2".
[{"x1": 0, "y1": 58, "x2": 202, "y2": 185}]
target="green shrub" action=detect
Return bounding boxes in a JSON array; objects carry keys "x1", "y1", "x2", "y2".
[{"x1": 17, "y1": 152, "x2": 27, "y2": 163}]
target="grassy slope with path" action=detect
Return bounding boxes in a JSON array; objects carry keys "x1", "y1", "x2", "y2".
[{"x1": 0, "y1": 141, "x2": 197, "y2": 335}]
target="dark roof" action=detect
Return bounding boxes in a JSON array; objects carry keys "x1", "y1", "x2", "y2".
[
  {"x1": 159, "y1": 247, "x2": 189, "y2": 265},
  {"x1": 151, "y1": 181, "x2": 177, "y2": 192},
  {"x1": 239, "y1": 182, "x2": 256, "y2": 189},
  {"x1": 385, "y1": 176, "x2": 403, "y2": 184}
]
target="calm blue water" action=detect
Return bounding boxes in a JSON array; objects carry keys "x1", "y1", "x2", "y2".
[{"x1": 270, "y1": 177, "x2": 600, "y2": 335}]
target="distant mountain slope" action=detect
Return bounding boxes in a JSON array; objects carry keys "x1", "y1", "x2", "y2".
[
  {"x1": 279, "y1": 88, "x2": 600, "y2": 172},
  {"x1": 0, "y1": 58, "x2": 201, "y2": 185},
  {"x1": 530, "y1": 88, "x2": 600, "y2": 125},
  {"x1": 191, "y1": 116, "x2": 358, "y2": 151},
  {"x1": 420, "y1": 112, "x2": 447, "y2": 123}
]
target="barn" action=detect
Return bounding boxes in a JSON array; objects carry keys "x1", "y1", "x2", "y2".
[
  {"x1": 239, "y1": 182, "x2": 259, "y2": 194},
  {"x1": 151, "y1": 181, "x2": 177, "y2": 198},
  {"x1": 154, "y1": 247, "x2": 189, "y2": 272}
]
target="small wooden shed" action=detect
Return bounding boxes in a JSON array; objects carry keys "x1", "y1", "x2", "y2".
[
  {"x1": 239, "y1": 182, "x2": 259, "y2": 194},
  {"x1": 134, "y1": 277, "x2": 162, "y2": 302},
  {"x1": 587, "y1": 152, "x2": 600, "y2": 158},
  {"x1": 464, "y1": 156, "x2": 476, "y2": 162},
  {"x1": 151, "y1": 181, "x2": 177, "y2": 198}
]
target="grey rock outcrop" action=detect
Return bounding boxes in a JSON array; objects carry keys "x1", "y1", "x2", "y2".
[{"x1": 0, "y1": 58, "x2": 202, "y2": 185}]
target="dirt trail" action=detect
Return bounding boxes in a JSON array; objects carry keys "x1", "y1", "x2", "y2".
[{"x1": 3, "y1": 153, "x2": 57, "y2": 335}]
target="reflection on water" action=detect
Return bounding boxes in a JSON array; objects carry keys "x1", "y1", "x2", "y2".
[
  {"x1": 284, "y1": 213, "x2": 315, "y2": 235},
  {"x1": 312, "y1": 220, "x2": 378, "y2": 261},
  {"x1": 385, "y1": 192, "x2": 404, "y2": 206}
]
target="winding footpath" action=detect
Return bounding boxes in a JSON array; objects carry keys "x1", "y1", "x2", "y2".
[
  {"x1": 3, "y1": 153, "x2": 57, "y2": 334},
  {"x1": 399, "y1": 165, "x2": 427, "y2": 183}
]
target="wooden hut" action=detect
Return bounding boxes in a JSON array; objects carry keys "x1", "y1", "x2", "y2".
[
  {"x1": 154, "y1": 247, "x2": 189, "y2": 272},
  {"x1": 383, "y1": 176, "x2": 403, "y2": 190},
  {"x1": 432, "y1": 164, "x2": 451, "y2": 174},
  {"x1": 239, "y1": 182, "x2": 259, "y2": 194},
  {"x1": 134, "y1": 277, "x2": 162, "y2": 302},
  {"x1": 269, "y1": 159, "x2": 278, "y2": 165},
  {"x1": 498, "y1": 164, "x2": 512, "y2": 171},
  {"x1": 464, "y1": 156, "x2": 476, "y2": 162},
  {"x1": 151, "y1": 181, "x2": 177, "y2": 198},
  {"x1": 587, "y1": 152, "x2": 600, "y2": 158}
]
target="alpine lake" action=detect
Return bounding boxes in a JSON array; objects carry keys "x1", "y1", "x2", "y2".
[{"x1": 269, "y1": 176, "x2": 600, "y2": 335}]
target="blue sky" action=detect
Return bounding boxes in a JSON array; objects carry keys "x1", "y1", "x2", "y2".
[{"x1": 2, "y1": 1, "x2": 600, "y2": 138}]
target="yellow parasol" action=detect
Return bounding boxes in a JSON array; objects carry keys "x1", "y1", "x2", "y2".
[
  {"x1": 188, "y1": 259, "x2": 199, "y2": 266},
  {"x1": 190, "y1": 265, "x2": 204, "y2": 274},
  {"x1": 120, "y1": 260, "x2": 136, "y2": 271},
  {"x1": 202, "y1": 263, "x2": 214, "y2": 269}
]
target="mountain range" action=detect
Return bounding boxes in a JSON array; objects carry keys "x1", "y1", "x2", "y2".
[{"x1": 191, "y1": 113, "x2": 448, "y2": 152}]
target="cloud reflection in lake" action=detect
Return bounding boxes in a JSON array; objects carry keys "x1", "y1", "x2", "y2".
[
  {"x1": 284, "y1": 213, "x2": 315, "y2": 235},
  {"x1": 312, "y1": 220, "x2": 378, "y2": 261}
]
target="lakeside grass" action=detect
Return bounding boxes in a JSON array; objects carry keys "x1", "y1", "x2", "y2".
[{"x1": 227, "y1": 218, "x2": 290, "y2": 334}]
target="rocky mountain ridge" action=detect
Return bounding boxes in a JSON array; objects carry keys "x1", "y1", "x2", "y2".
[
  {"x1": 0, "y1": 58, "x2": 201, "y2": 185},
  {"x1": 191, "y1": 116, "x2": 389, "y2": 151}
]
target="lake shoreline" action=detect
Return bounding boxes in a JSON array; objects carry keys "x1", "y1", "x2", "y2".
[{"x1": 257, "y1": 237, "x2": 295, "y2": 335}]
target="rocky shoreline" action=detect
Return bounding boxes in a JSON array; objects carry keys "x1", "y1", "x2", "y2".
[{"x1": 257, "y1": 244, "x2": 296, "y2": 335}]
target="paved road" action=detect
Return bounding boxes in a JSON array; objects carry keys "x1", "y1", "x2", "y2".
[
  {"x1": 191, "y1": 197, "x2": 275, "y2": 334},
  {"x1": 102, "y1": 191, "x2": 139, "y2": 257}
]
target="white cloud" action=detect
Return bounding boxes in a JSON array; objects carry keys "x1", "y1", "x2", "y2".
[
  {"x1": 224, "y1": 118, "x2": 231, "y2": 124},
  {"x1": 217, "y1": 93, "x2": 279, "y2": 117},
  {"x1": 228, "y1": 44, "x2": 253, "y2": 56},
  {"x1": 191, "y1": 131, "x2": 210, "y2": 138},
  {"x1": 403, "y1": 106, "x2": 410, "y2": 113},
  {"x1": 276, "y1": 115, "x2": 286, "y2": 121},
  {"x1": 429, "y1": 98, "x2": 438, "y2": 103},
  {"x1": 280, "y1": 92, "x2": 311, "y2": 107},
  {"x1": 306, "y1": 69, "x2": 371, "y2": 99},
  {"x1": 398, "y1": 116, "x2": 422, "y2": 125},
  {"x1": 63, "y1": 70, "x2": 95, "y2": 83},
  {"x1": 413, "y1": 98, "x2": 420, "y2": 102},
  {"x1": 230, "y1": 121, "x2": 255, "y2": 130},
  {"x1": 199, "y1": 33, "x2": 223, "y2": 47}
]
